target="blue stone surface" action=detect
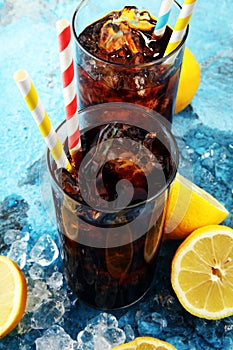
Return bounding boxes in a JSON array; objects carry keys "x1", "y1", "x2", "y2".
[{"x1": 0, "y1": 1, "x2": 233, "y2": 349}]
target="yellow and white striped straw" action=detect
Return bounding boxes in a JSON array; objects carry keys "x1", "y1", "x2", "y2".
[
  {"x1": 165, "y1": 0, "x2": 197, "y2": 56},
  {"x1": 14, "y1": 70, "x2": 72, "y2": 172}
]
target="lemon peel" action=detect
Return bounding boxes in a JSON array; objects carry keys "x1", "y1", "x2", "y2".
[{"x1": 175, "y1": 47, "x2": 201, "y2": 113}]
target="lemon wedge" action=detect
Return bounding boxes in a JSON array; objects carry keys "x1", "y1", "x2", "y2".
[{"x1": 164, "y1": 173, "x2": 229, "y2": 240}]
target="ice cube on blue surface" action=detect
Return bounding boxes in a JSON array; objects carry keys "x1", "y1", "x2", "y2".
[
  {"x1": 7, "y1": 240, "x2": 28, "y2": 269},
  {"x1": 31, "y1": 280, "x2": 51, "y2": 300},
  {"x1": 31, "y1": 299, "x2": 65, "y2": 329},
  {"x1": 76, "y1": 313, "x2": 126, "y2": 349},
  {"x1": 123, "y1": 324, "x2": 135, "y2": 342},
  {"x1": 35, "y1": 325, "x2": 74, "y2": 350},
  {"x1": 77, "y1": 329, "x2": 94, "y2": 344},
  {"x1": 102, "y1": 327, "x2": 126, "y2": 347},
  {"x1": 93, "y1": 336, "x2": 112, "y2": 350},
  {"x1": 77, "y1": 331, "x2": 111, "y2": 350},
  {"x1": 46, "y1": 271, "x2": 63, "y2": 290},
  {"x1": 136, "y1": 311, "x2": 168, "y2": 337},
  {"x1": 30, "y1": 234, "x2": 59, "y2": 266},
  {"x1": 4, "y1": 229, "x2": 29, "y2": 244},
  {"x1": 89, "y1": 312, "x2": 119, "y2": 329},
  {"x1": 28, "y1": 264, "x2": 45, "y2": 280},
  {"x1": 26, "y1": 281, "x2": 52, "y2": 313}
]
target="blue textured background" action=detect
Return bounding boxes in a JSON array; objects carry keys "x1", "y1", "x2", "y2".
[{"x1": 0, "y1": 1, "x2": 233, "y2": 349}]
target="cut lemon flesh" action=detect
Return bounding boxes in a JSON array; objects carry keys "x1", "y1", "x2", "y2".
[
  {"x1": 164, "y1": 173, "x2": 229, "y2": 240},
  {"x1": 171, "y1": 225, "x2": 233, "y2": 320},
  {"x1": 112, "y1": 336, "x2": 176, "y2": 349},
  {"x1": 0, "y1": 256, "x2": 27, "y2": 338}
]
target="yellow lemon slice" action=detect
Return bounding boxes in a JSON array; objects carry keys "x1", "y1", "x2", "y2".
[
  {"x1": 0, "y1": 255, "x2": 27, "y2": 338},
  {"x1": 112, "y1": 336, "x2": 176, "y2": 349},
  {"x1": 164, "y1": 173, "x2": 229, "y2": 240},
  {"x1": 171, "y1": 225, "x2": 233, "y2": 320},
  {"x1": 175, "y1": 47, "x2": 201, "y2": 114}
]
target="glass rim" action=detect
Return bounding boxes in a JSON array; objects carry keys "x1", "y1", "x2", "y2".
[
  {"x1": 72, "y1": 0, "x2": 189, "y2": 69},
  {"x1": 46, "y1": 102, "x2": 179, "y2": 212}
]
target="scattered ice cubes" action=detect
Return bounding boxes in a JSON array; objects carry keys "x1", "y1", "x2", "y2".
[
  {"x1": 7, "y1": 240, "x2": 28, "y2": 269},
  {"x1": 46, "y1": 271, "x2": 63, "y2": 290},
  {"x1": 93, "y1": 336, "x2": 111, "y2": 350},
  {"x1": 136, "y1": 311, "x2": 168, "y2": 337},
  {"x1": 4, "y1": 229, "x2": 29, "y2": 244},
  {"x1": 122, "y1": 324, "x2": 135, "y2": 342},
  {"x1": 118, "y1": 311, "x2": 135, "y2": 329},
  {"x1": 90, "y1": 313, "x2": 119, "y2": 329},
  {"x1": 76, "y1": 313, "x2": 126, "y2": 349},
  {"x1": 33, "y1": 280, "x2": 51, "y2": 298},
  {"x1": 3, "y1": 228, "x2": 29, "y2": 269},
  {"x1": 77, "y1": 329, "x2": 94, "y2": 345},
  {"x1": 77, "y1": 331, "x2": 111, "y2": 350},
  {"x1": 31, "y1": 300, "x2": 65, "y2": 329},
  {"x1": 26, "y1": 281, "x2": 52, "y2": 313},
  {"x1": 28, "y1": 264, "x2": 45, "y2": 280},
  {"x1": 17, "y1": 313, "x2": 35, "y2": 335},
  {"x1": 30, "y1": 234, "x2": 59, "y2": 266},
  {"x1": 101, "y1": 327, "x2": 126, "y2": 347},
  {"x1": 53, "y1": 287, "x2": 71, "y2": 311},
  {"x1": 26, "y1": 291, "x2": 43, "y2": 314},
  {"x1": 35, "y1": 325, "x2": 74, "y2": 350}
]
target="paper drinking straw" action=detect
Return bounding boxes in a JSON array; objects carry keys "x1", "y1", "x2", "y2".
[
  {"x1": 56, "y1": 19, "x2": 81, "y2": 155},
  {"x1": 165, "y1": 0, "x2": 197, "y2": 56},
  {"x1": 14, "y1": 70, "x2": 72, "y2": 172},
  {"x1": 154, "y1": 0, "x2": 173, "y2": 38}
]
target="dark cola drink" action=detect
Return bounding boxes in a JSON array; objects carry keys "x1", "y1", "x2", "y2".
[
  {"x1": 73, "y1": 6, "x2": 186, "y2": 122},
  {"x1": 51, "y1": 120, "x2": 176, "y2": 309}
]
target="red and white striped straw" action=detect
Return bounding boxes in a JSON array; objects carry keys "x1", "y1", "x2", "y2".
[{"x1": 56, "y1": 19, "x2": 81, "y2": 155}]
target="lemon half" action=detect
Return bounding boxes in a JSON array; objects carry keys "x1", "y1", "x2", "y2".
[
  {"x1": 0, "y1": 256, "x2": 27, "y2": 338},
  {"x1": 113, "y1": 336, "x2": 176, "y2": 349},
  {"x1": 171, "y1": 225, "x2": 233, "y2": 320}
]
